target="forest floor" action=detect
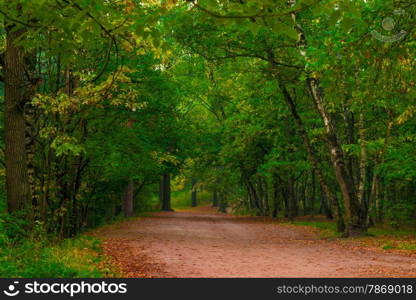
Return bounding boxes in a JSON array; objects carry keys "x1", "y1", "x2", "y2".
[{"x1": 93, "y1": 206, "x2": 416, "y2": 278}]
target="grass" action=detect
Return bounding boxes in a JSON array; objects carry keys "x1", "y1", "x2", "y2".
[
  {"x1": 396, "y1": 242, "x2": 416, "y2": 251},
  {"x1": 379, "y1": 240, "x2": 416, "y2": 251},
  {"x1": 366, "y1": 225, "x2": 416, "y2": 252},
  {"x1": 288, "y1": 220, "x2": 340, "y2": 239},
  {"x1": 0, "y1": 235, "x2": 119, "y2": 278},
  {"x1": 286, "y1": 217, "x2": 416, "y2": 253},
  {"x1": 367, "y1": 226, "x2": 416, "y2": 238}
]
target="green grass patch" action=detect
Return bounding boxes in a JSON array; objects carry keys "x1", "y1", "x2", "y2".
[
  {"x1": 397, "y1": 242, "x2": 416, "y2": 251},
  {"x1": 0, "y1": 235, "x2": 117, "y2": 278},
  {"x1": 381, "y1": 241, "x2": 395, "y2": 250},
  {"x1": 380, "y1": 240, "x2": 416, "y2": 251},
  {"x1": 367, "y1": 226, "x2": 416, "y2": 238},
  {"x1": 289, "y1": 220, "x2": 416, "y2": 252},
  {"x1": 287, "y1": 220, "x2": 416, "y2": 241},
  {"x1": 288, "y1": 221, "x2": 340, "y2": 239}
]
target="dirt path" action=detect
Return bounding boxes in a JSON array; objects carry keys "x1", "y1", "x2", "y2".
[{"x1": 95, "y1": 207, "x2": 416, "y2": 278}]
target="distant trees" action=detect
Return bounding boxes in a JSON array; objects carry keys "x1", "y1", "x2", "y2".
[
  {"x1": 1, "y1": 0, "x2": 415, "y2": 239},
  {"x1": 170, "y1": 0, "x2": 416, "y2": 236}
]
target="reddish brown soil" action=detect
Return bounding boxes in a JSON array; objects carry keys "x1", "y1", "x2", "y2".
[{"x1": 95, "y1": 207, "x2": 416, "y2": 278}]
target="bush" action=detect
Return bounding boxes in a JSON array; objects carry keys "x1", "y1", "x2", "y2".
[{"x1": 0, "y1": 214, "x2": 110, "y2": 278}]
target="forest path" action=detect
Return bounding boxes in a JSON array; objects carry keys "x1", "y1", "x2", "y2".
[{"x1": 95, "y1": 206, "x2": 416, "y2": 278}]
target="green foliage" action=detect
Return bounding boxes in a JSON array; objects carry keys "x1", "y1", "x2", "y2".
[
  {"x1": 0, "y1": 211, "x2": 99, "y2": 278},
  {"x1": 0, "y1": 0, "x2": 416, "y2": 277},
  {"x1": 290, "y1": 221, "x2": 340, "y2": 239}
]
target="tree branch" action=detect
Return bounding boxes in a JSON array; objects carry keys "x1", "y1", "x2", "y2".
[{"x1": 190, "y1": 0, "x2": 324, "y2": 20}]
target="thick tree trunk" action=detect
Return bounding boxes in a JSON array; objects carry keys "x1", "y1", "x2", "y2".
[
  {"x1": 369, "y1": 175, "x2": 379, "y2": 222},
  {"x1": 4, "y1": 25, "x2": 31, "y2": 214},
  {"x1": 161, "y1": 172, "x2": 173, "y2": 211},
  {"x1": 123, "y1": 180, "x2": 134, "y2": 217}
]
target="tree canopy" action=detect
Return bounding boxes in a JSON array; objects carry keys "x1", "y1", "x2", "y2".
[{"x1": 0, "y1": 0, "x2": 415, "y2": 245}]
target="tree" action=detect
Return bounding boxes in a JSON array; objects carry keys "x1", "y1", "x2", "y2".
[{"x1": 4, "y1": 20, "x2": 31, "y2": 214}]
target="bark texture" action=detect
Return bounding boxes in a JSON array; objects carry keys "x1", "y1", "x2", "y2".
[
  {"x1": 123, "y1": 180, "x2": 134, "y2": 217},
  {"x1": 307, "y1": 78, "x2": 364, "y2": 236},
  {"x1": 4, "y1": 25, "x2": 31, "y2": 213}
]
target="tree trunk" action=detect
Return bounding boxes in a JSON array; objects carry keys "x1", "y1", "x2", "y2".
[
  {"x1": 288, "y1": 4, "x2": 355, "y2": 235},
  {"x1": 369, "y1": 174, "x2": 381, "y2": 223},
  {"x1": 247, "y1": 180, "x2": 261, "y2": 215},
  {"x1": 4, "y1": 25, "x2": 31, "y2": 214},
  {"x1": 161, "y1": 172, "x2": 173, "y2": 211},
  {"x1": 307, "y1": 78, "x2": 364, "y2": 236},
  {"x1": 123, "y1": 180, "x2": 134, "y2": 217},
  {"x1": 276, "y1": 79, "x2": 344, "y2": 231}
]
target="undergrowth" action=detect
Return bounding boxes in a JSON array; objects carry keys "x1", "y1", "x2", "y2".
[
  {"x1": 0, "y1": 213, "x2": 118, "y2": 278},
  {"x1": 288, "y1": 219, "x2": 416, "y2": 252}
]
